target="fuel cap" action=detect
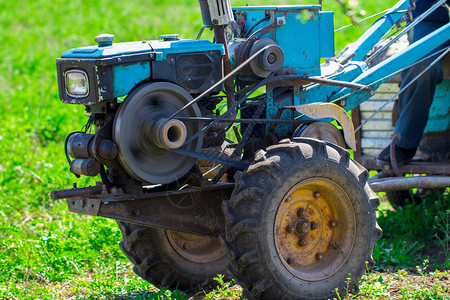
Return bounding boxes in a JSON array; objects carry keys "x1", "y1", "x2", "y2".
[{"x1": 95, "y1": 33, "x2": 115, "y2": 47}]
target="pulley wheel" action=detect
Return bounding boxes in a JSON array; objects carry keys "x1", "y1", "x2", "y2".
[
  {"x1": 298, "y1": 121, "x2": 346, "y2": 148},
  {"x1": 114, "y1": 82, "x2": 202, "y2": 184},
  {"x1": 249, "y1": 38, "x2": 284, "y2": 78}
]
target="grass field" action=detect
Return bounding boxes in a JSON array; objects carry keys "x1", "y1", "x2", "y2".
[{"x1": 0, "y1": 0, "x2": 449, "y2": 299}]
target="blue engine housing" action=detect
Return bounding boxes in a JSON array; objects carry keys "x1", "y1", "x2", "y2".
[{"x1": 57, "y1": 38, "x2": 224, "y2": 105}]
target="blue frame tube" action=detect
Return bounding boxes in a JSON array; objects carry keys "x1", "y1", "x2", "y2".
[
  {"x1": 334, "y1": 22, "x2": 450, "y2": 110},
  {"x1": 366, "y1": 0, "x2": 450, "y2": 64},
  {"x1": 336, "y1": 0, "x2": 411, "y2": 63}
]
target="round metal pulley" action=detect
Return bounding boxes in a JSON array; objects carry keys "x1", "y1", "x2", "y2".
[
  {"x1": 297, "y1": 121, "x2": 346, "y2": 148},
  {"x1": 114, "y1": 82, "x2": 203, "y2": 184},
  {"x1": 249, "y1": 38, "x2": 284, "y2": 78}
]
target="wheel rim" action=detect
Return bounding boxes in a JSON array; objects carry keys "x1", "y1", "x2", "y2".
[
  {"x1": 274, "y1": 178, "x2": 356, "y2": 281},
  {"x1": 166, "y1": 231, "x2": 227, "y2": 264}
]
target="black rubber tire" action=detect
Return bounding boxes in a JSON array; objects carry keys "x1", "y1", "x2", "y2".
[
  {"x1": 221, "y1": 138, "x2": 381, "y2": 300},
  {"x1": 117, "y1": 222, "x2": 230, "y2": 291}
]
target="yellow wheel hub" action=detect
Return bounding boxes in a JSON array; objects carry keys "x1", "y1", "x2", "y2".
[{"x1": 275, "y1": 178, "x2": 356, "y2": 281}]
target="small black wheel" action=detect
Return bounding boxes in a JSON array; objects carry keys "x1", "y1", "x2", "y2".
[
  {"x1": 221, "y1": 138, "x2": 381, "y2": 300},
  {"x1": 118, "y1": 222, "x2": 230, "y2": 291}
]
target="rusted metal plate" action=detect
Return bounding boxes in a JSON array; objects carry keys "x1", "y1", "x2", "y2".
[
  {"x1": 275, "y1": 178, "x2": 356, "y2": 281},
  {"x1": 294, "y1": 102, "x2": 356, "y2": 150},
  {"x1": 66, "y1": 183, "x2": 234, "y2": 237}
]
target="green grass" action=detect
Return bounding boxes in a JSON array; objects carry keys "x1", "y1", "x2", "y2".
[{"x1": 0, "y1": 0, "x2": 448, "y2": 299}]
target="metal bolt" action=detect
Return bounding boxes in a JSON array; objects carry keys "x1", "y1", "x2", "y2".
[
  {"x1": 311, "y1": 222, "x2": 318, "y2": 230},
  {"x1": 329, "y1": 220, "x2": 337, "y2": 228},
  {"x1": 286, "y1": 225, "x2": 295, "y2": 233},
  {"x1": 340, "y1": 100, "x2": 346, "y2": 107},
  {"x1": 329, "y1": 241, "x2": 339, "y2": 250},
  {"x1": 267, "y1": 53, "x2": 276, "y2": 63},
  {"x1": 286, "y1": 257, "x2": 293, "y2": 265},
  {"x1": 297, "y1": 208, "x2": 306, "y2": 217},
  {"x1": 316, "y1": 253, "x2": 323, "y2": 260},
  {"x1": 296, "y1": 220, "x2": 311, "y2": 234},
  {"x1": 182, "y1": 243, "x2": 189, "y2": 250},
  {"x1": 299, "y1": 239, "x2": 308, "y2": 246},
  {"x1": 313, "y1": 191, "x2": 320, "y2": 198},
  {"x1": 286, "y1": 196, "x2": 292, "y2": 202}
]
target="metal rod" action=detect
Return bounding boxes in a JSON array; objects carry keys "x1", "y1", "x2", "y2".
[
  {"x1": 181, "y1": 74, "x2": 274, "y2": 146},
  {"x1": 51, "y1": 185, "x2": 103, "y2": 200},
  {"x1": 366, "y1": 0, "x2": 449, "y2": 63},
  {"x1": 176, "y1": 116, "x2": 312, "y2": 124},
  {"x1": 269, "y1": 75, "x2": 373, "y2": 92},
  {"x1": 334, "y1": 9, "x2": 390, "y2": 32},
  {"x1": 355, "y1": 46, "x2": 450, "y2": 132},
  {"x1": 369, "y1": 176, "x2": 450, "y2": 192}
]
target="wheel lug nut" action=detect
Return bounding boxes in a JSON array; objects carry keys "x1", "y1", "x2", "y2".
[
  {"x1": 316, "y1": 253, "x2": 323, "y2": 260},
  {"x1": 297, "y1": 208, "x2": 306, "y2": 217},
  {"x1": 313, "y1": 191, "x2": 320, "y2": 198},
  {"x1": 286, "y1": 257, "x2": 293, "y2": 265},
  {"x1": 329, "y1": 220, "x2": 337, "y2": 228},
  {"x1": 286, "y1": 196, "x2": 292, "y2": 202},
  {"x1": 299, "y1": 239, "x2": 308, "y2": 246},
  {"x1": 311, "y1": 222, "x2": 318, "y2": 230},
  {"x1": 285, "y1": 225, "x2": 294, "y2": 233}
]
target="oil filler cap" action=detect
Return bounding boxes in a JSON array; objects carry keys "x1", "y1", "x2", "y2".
[{"x1": 95, "y1": 33, "x2": 115, "y2": 47}]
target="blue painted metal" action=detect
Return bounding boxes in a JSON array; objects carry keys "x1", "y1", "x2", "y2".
[
  {"x1": 148, "y1": 40, "x2": 224, "y2": 61},
  {"x1": 337, "y1": 0, "x2": 411, "y2": 62},
  {"x1": 425, "y1": 79, "x2": 450, "y2": 133},
  {"x1": 62, "y1": 41, "x2": 153, "y2": 58},
  {"x1": 319, "y1": 12, "x2": 335, "y2": 58},
  {"x1": 62, "y1": 39, "x2": 224, "y2": 59},
  {"x1": 112, "y1": 62, "x2": 151, "y2": 98},
  {"x1": 233, "y1": 5, "x2": 334, "y2": 76},
  {"x1": 334, "y1": 22, "x2": 450, "y2": 110}
]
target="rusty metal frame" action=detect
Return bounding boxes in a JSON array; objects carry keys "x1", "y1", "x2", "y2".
[{"x1": 66, "y1": 183, "x2": 234, "y2": 237}]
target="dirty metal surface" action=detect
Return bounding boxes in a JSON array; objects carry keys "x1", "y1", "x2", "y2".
[
  {"x1": 369, "y1": 176, "x2": 450, "y2": 192},
  {"x1": 361, "y1": 158, "x2": 450, "y2": 175},
  {"x1": 274, "y1": 178, "x2": 356, "y2": 281},
  {"x1": 67, "y1": 183, "x2": 234, "y2": 236}
]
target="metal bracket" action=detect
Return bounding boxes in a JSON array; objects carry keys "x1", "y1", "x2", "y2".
[
  {"x1": 292, "y1": 103, "x2": 357, "y2": 150},
  {"x1": 66, "y1": 183, "x2": 234, "y2": 237}
]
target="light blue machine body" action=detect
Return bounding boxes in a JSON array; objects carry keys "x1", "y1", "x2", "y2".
[
  {"x1": 233, "y1": 5, "x2": 335, "y2": 76},
  {"x1": 254, "y1": 0, "x2": 450, "y2": 136},
  {"x1": 60, "y1": 39, "x2": 224, "y2": 99},
  {"x1": 59, "y1": 0, "x2": 449, "y2": 135}
]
